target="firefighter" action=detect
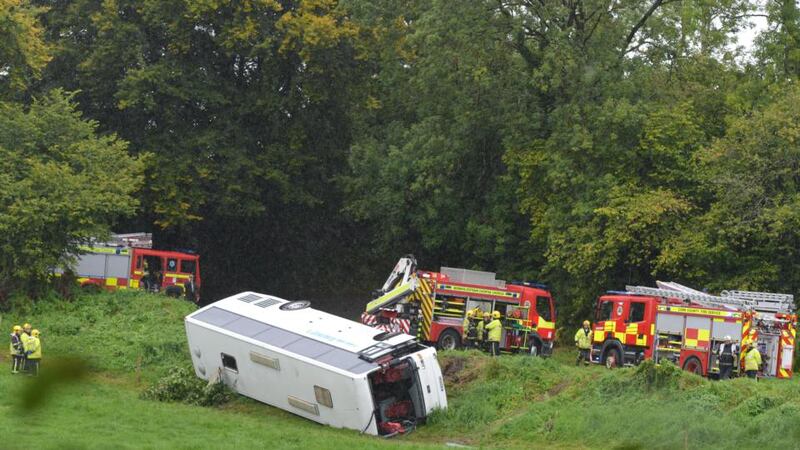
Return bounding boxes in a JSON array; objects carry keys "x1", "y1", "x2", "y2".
[
  {"x1": 25, "y1": 329, "x2": 41, "y2": 376},
  {"x1": 485, "y1": 311, "x2": 503, "y2": 357},
  {"x1": 717, "y1": 335, "x2": 738, "y2": 380},
  {"x1": 744, "y1": 340, "x2": 762, "y2": 380},
  {"x1": 574, "y1": 320, "x2": 593, "y2": 365},
  {"x1": 19, "y1": 323, "x2": 32, "y2": 374},
  {"x1": 462, "y1": 310, "x2": 474, "y2": 349},
  {"x1": 184, "y1": 274, "x2": 197, "y2": 303},
  {"x1": 476, "y1": 312, "x2": 488, "y2": 350},
  {"x1": 9, "y1": 325, "x2": 23, "y2": 374}
]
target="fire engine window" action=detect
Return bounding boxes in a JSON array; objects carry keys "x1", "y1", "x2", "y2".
[
  {"x1": 536, "y1": 296, "x2": 552, "y2": 322},
  {"x1": 598, "y1": 301, "x2": 613, "y2": 321},
  {"x1": 167, "y1": 258, "x2": 178, "y2": 272},
  {"x1": 314, "y1": 385, "x2": 333, "y2": 408},
  {"x1": 221, "y1": 353, "x2": 238, "y2": 372},
  {"x1": 135, "y1": 256, "x2": 142, "y2": 269},
  {"x1": 629, "y1": 302, "x2": 646, "y2": 323},
  {"x1": 181, "y1": 260, "x2": 196, "y2": 274}
]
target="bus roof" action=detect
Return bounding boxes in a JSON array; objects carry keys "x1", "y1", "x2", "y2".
[{"x1": 186, "y1": 292, "x2": 417, "y2": 375}]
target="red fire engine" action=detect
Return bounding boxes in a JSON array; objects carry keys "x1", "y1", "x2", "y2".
[
  {"x1": 67, "y1": 233, "x2": 201, "y2": 300},
  {"x1": 591, "y1": 281, "x2": 796, "y2": 379},
  {"x1": 361, "y1": 257, "x2": 557, "y2": 356}
]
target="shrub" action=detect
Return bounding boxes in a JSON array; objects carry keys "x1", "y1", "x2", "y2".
[{"x1": 141, "y1": 366, "x2": 232, "y2": 407}]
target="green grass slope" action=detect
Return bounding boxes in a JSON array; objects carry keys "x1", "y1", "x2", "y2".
[{"x1": 2, "y1": 291, "x2": 800, "y2": 449}]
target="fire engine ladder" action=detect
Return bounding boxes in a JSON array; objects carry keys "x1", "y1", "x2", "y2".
[
  {"x1": 656, "y1": 280, "x2": 795, "y2": 314},
  {"x1": 719, "y1": 290, "x2": 795, "y2": 314},
  {"x1": 627, "y1": 282, "x2": 795, "y2": 316},
  {"x1": 624, "y1": 284, "x2": 750, "y2": 310}
]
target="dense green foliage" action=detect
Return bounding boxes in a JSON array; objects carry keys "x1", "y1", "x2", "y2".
[
  {"x1": 141, "y1": 366, "x2": 232, "y2": 406},
  {"x1": 3, "y1": 1, "x2": 800, "y2": 323},
  {"x1": 0, "y1": 92, "x2": 144, "y2": 301}
]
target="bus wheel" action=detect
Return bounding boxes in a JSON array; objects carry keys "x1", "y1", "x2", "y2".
[
  {"x1": 604, "y1": 347, "x2": 622, "y2": 369},
  {"x1": 682, "y1": 357, "x2": 703, "y2": 375},
  {"x1": 437, "y1": 329, "x2": 461, "y2": 351}
]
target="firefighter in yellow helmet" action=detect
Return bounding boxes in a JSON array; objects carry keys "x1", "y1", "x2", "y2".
[
  {"x1": 9, "y1": 325, "x2": 24, "y2": 374},
  {"x1": 744, "y1": 339, "x2": 762, "y2": 380},
  {"x1": 476, "y1": 312, "x2": 489, "y2": 350},
  {"x1": 574, "y1": 320, "x2": 593, "y2": 365},
  {"x1": 25, "y1": 330, "x2": 42, "y2": 376},
  {"x1": 485, "y1": 311, "x2": 503, "y2": 356},
  {"x1": 462, "y1": 309, "x2": 475, "y2": 349}
]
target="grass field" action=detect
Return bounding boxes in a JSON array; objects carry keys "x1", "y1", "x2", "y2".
[{"x1": 2, "y1": 291, "x2": 799, "y2": 449}]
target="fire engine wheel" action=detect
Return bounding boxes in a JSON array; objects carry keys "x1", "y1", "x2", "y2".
[
  {"x1": 437, "y1": 329, "x2": 461, "y2": 351},
  {"x1": 165, "y1": 285, "x2": 183, "y2": 298},
  {"x1": 528, "y1": 339, "x2": 542, "y2": 357},
  {"x1": 81, "y1": 283, "x2": 101, "y2": 294},
  {"x1": 604, "y1": 348, "x2": 622, "y2": 369},
  {"x1": 682, "y1": 357, "x2": 703, "y2": 375}
]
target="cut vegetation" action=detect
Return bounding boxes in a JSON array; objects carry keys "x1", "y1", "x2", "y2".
[{"x1": 2, "y1": 292, "x2": 799, "y2": 449}]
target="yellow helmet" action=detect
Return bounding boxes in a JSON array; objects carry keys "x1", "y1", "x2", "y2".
[
  {"x1": 583, "y1": 320, "x2": 590, "y2": 327},
  {"x1": 466, "y1": 310, "x2": 474, "y2": 318},
  {"x1": 23, "y1": 323, "x2": 31, "y2": 331},
  {"x1": 492, "y1": 311, "x2": 501, "y2": 319},
  {"x1": 12, "y1": 325, "x2": 21, "y2": 332},
  {"x1": 32, "y1": 329, "x2": 40, "y2": 337},
  {"x1": 483, "y1": 312, "x2": 491, "y2": 318}
]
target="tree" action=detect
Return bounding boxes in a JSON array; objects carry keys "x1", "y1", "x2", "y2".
[
  {"x1": 0, "y1": 90, "x2": 145, "y2": 300},
  {"x1": 0, "y1": 0, "x2": 51, "y2": 97}
]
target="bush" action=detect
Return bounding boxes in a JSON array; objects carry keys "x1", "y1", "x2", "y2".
[{"x1": 140, "y1": 366, "x2": 232, "y2": 407}]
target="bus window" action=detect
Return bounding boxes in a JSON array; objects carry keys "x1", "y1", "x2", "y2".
[
  {"x1": 180, "y1": 259, "x2": 196, "y2": 274},
  {"x1": 535, "y1": 296, "x2": 552, "y2": 322},
  {"x1": 597, "y1": 300, "x2": 614, "y2": 322}
]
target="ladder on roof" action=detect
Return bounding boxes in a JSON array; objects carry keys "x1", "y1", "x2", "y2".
[
  {"x1": 625, "y1": 285, "x2": 748, "y2": 310},
  {"x1": 720, "y1": 290, "x2": 795, "y2": 314},
  {"x1": 625, "y1": 282, "x2": 795, "y2": 314}
]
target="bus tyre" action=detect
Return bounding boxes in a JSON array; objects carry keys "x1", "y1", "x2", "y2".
[
  {"x1": 604, "y1": 347, "x2": 622, "y2": 369},
  {"x1": 437, "y1": 329, "x2": 461, "y2": 351},
  {"x1": 682, "y1": 356, "x2": 703, "y2": 375}
]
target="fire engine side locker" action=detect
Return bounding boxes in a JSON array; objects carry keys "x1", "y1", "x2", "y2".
[
  {"x1": 74, "y1": 249, "x2": 132, "y2": 288},
  {"x1": 655, "y1": 310, "x2": 743, "y2": 375}
]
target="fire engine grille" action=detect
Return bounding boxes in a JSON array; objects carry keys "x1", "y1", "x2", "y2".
[
  {"x1": 254, "y1": 298, "x2": 281, "y2": 308},
  {"x1": 237, "y1": 293, "x2": 262, "y2": 303}
]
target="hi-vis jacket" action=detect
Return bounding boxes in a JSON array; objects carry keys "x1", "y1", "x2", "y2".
[
  {"x1": 744, "y1": 347, "x2": 762, "y2": 371},
  {"x1": 485, "y1": 319, "x2": 502, "y2": 342},
  {"x1": 574, "y1": 328, "x2": 593, "y2": 349}
]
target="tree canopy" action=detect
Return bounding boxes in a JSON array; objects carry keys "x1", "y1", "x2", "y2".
[{"x1": 3, "y1": 0, "x2": 800, "y2": 321}]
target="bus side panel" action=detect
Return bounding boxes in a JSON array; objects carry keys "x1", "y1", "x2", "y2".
[{"x1": 185, "y1": 321, "x2": 374, "y2": 434}]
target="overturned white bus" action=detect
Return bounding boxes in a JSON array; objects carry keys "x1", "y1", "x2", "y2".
[{"x1": 184, "y1": 292, "x2": 447, "y2": 436}]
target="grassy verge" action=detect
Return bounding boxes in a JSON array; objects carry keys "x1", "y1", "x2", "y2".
[
  {"x1": 0, "y1": 370, "x2": 440, "y2": 449},
  {"x1": 2, "y1": 291, "x2": 800, "y2": 449}
]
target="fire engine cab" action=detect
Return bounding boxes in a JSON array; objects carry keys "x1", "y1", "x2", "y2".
[
  {"x1": 361, "y1": 256, "x2": 557, "y2": 356},
  {"x1": 591, "y1": 281, "x2": 796, "y2": 379},
  {"x1": 66, "y1": 233, "x2": 201, "y2": 300}
]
